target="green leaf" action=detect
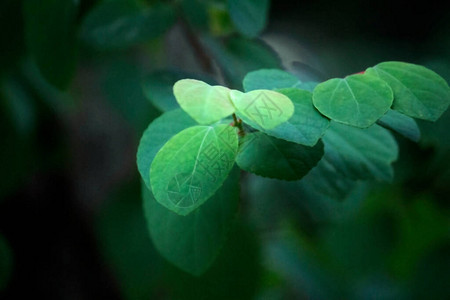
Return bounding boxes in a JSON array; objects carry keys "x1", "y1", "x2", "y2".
[
  {"x1": 365, "y1": 61, "x2": 450, "y2": 121},
  {"x1": 243, "y1": 69, "x2": 301, "y2": 92},
  {"x1": 249, "y1": 88, "x2": 329, "y2": 146},
  {"x1": 142, "y1": 70, "x2": 217, "y2": 112},
  {"x1": 150, "y1": 124, "x2": 239, "y2": 215},
  {"x1": 201, "y1": 36, "x2": 280, "y2": 88},
  {"x1": 236, "y1": 132, "x2": 324, "y2": 180},
  {"x1": 230, "y1": 89, "x2": 294, "y2": 130},
  {"x1": 80, "y1": 1, "x2": 175, "y2": 51},
  {"x1": 312, "y1": 74, "x2": 394, "y2": 128},
  {"x1": 377, "y1": 109, "x2": 421, "y2": 142},
  {"x1": 143, "y1": 167, "x2": 240, "y2": 275},
  {"x1": 322, "y1": 122, "x2": 399, "y2": 181},
  {"x1": 137, "y1": 109, "x2": 197, "y2": 191},
  {"x1": 173, "y1": 79, "x2": 235, "y2": 124},
  {"x1": 96, "y1": 180, "x2": 164, "y2": 299},
  {"x1": 23, "y1": 0, "x2": 78, "y2": 89},
  {"x1": 0, "y1": 235, "x2": 13, "y2": 291},
  {"x1": 227, "y1": 0, "x2": 270, "y2": 37}
]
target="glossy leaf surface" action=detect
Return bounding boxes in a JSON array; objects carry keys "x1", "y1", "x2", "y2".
[
  {"x1": 143, "y1": 167, "x2": 240, "y2": 275},
  {"x1": 366, "y1": 61, "x2": 450, "y2": 121},
  {"x1": 236, "y1": 132, "x2": 324, "y2": 180},
  {"x1": 312, "y1": 74, "x2": 393, "y2": 128},
  {"x1": 173, "y1": 79, "x2": 235, "y2": 124},
  {"x1": 150, "y1": 124, "x2": 238, "y2": 215},
  {"x1": 230, "y1": 89, "x2": 294, "y2": 130}
]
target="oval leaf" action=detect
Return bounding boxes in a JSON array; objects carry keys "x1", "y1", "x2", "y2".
[
  {"x1": 256, "y1": 88, "x2": 329, "y2": 146},
  {"x1": 228, "y1": 0, "x2": 269, "y2": 37},
  {"x1": 243, "y1": 69, "x2": 301, "y2": 92},
  {"x1": 150, "y1": 124, "x2": 238, "y2": 215},
  {"x1": 236, "y1": 132, "x2": 324, "y2": 180},
  {"x1": 230, "y1": 89, "x2": 295, "y2": 130},
  {"x1": 322, "y1": 122, "x2": 399, "y2": 181},
  {"x1": 365, "y1": 61, "x2": 450, "y2": 121},
  {"x1": 137, "y1": 109, "x2": 197, "y2": 190},
  {"x1": 312, "y1": 74, "x2": 394, "y2": 128},
  {"x1": 173, "y1": 79, "x2": 235, "y2": 124},
  {"x1": 80, "y1": 1, "x2": 175, "y2": 51},
  {"x1": 143, "y1": 167, "x2": 240, "y2": 276},
  {"x1": 377, "y1": 109, "x2": 421, "y2": 142}
]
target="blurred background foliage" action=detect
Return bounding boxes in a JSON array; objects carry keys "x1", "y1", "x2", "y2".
[{"x1": 0, "y1": 0, "x2": 449, "y2": 299}]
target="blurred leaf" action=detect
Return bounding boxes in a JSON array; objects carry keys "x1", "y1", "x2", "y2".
[
  {"x1": 150, "y1": 125, "x2": 238, "y2": 215},
  {"x1": 23, "y1": 0, "x2": 78, "y2": 89},
  {"x1": 243, "y1": 69, "x2": 301, "y2": 92},
  {"x1": 142, "y1": 70, "x2": 217, "y2": 112},
  {"x1": 377, "y1": 109, "x2": 421, "y2": 142},
  {"x1": 173, "y1": 79, "x2": 235, "y2": 124},
  {"x1": 322, "y1": 122, "x2": 398, "y2": 181},
  {"x1": 181, "y1": 0, "x2": 209, "y2": 30},
  {"x1": 143, "y1": 167, "x2": 240, "y2": 275},
  {"x1": 0, "y1": 235, "x2": 13, "y2": 292},
  {"x1": 167, "y1": 221, "x2": 261, "y2": 300},
  {"x1": 208, "y1": 2, "x2": 235, "y2": 36},
  {"x1": 96, "y1": 179, "x2": 164, "y2": 300},
  {"x1": 80, "y1": 0, "x2": 175, "y2": 51},
  {"x1": 102, "y1": 59, "x2": 159, "y2": 133},
  {"x1": 137, "y1": 109, "x2": 197, "y2": 190},
  {"x1": 230, "y1": 89, "x2": 294, "y2": 130},
  {"x1": 201, "y1": 36, "x2": 280, "y2": 88},
  {"x1": 366, "y1": 61, "x2": 450, "y2": 121},
  {"x1": 236, "y1": 132, "x2": 324, "y2": 180},
  {"x1": 258, "y1": 88, "x2": 330, "y2": 146},
  {"x1": 228, "y1": 0, "x2": 270, "y2": 37},
  {"x1": 312, "y1": 74, "x2": 393, "y2": 128}
]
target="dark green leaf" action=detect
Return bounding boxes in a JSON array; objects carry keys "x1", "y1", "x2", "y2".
[
  {"x1": 322, "y1": 122, "x2": 398, "y2": 181},
  {"x1": 228, "y1": 0, "x2": 270, "y2": 37},
  {"x1": 23, "y1": 0, "x2": 78, "y2": 89},
  {"x1": 0, "y1": 235, "x2": 13, "y2": 291},
  {"x1": 96, "y1": 180, "x2": 164, "y2": 299},
  {"x1": 236, "y1": 132, "x2": 324, "y2": 180},
  {"x1": 142, "y1": 70, "x2": 218, "y2": 112},
  {"x1": 312, "y1": 74, "x2": 393, "y2": 128},
  {"x1": 143, "y1": 167, "x2": 240, "y2": 276},
  {"x1": 366, "y1": 61, "x2": 450, "y2": 121},
  {"x1": 254, "y1": 88, "x2": 330, "y2": 146},
  {"x1": 377, "y1": 109, "x2": 421, "y2": 142},
  {"x1": 137, "y1": 109, "x2": 197, "y2": 191},
  {"x1": 201, "y1": 36, "x2": 280, "y2": 88},
  {"x1": 80, "y1": 1, "x2": 175, "y2": 51},
  {"x1": 150, "y1": 124, "x2": 238, "y2": 215},
  {"x1": 243, "y1": 69, "x2": 301, "y2": 92}
]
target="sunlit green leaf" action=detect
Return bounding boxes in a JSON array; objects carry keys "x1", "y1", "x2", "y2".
[
  {"x1": 255, "y1": 88, "x2": 329, "y2": 146},
  {"x1": 322, "y1": 122, "x2": 398, "y2": 181},
  {"x1": 228, "y1": 0, "x2": 270, "y2": 37},
  {"x1": 80, "y1": 1, "x2": 175, "y2": 50},
  {"x1": 137, "y1": 109, "x2": 197, "y2": 190},
  {"x1": 236, "y1": 132, "x2": 324, "y2": 180},
  {"x1": 366, "y1": 61, "x2": 450, "y2": 121},
  {"x1": 230, "y1": 89, "x2": 294, "y2": 130},
  {"x1": 243, "y1": 69, "x2": 301, "y2": 92},
  {"x1": 173, "y1": 79, "x2": 235, "y2": 124},
  {"x1": 150, "y1": 124, "x2": 238, "y2": 215},
  {"x1": 143, "y1": 167, "x2": 240, "y2": 276},
  {"x1": 142, "y1": 70, "x2": 218, "y2": 112},
  {"x1": 312, "y1": 74, "x2": 393, "y2": 128},
  {"x1": 23, "y1": 0, "x2": 78, "y2": 89},
  {"x1": 377, "y1": 109, "x2": 421, "y2": 142}
]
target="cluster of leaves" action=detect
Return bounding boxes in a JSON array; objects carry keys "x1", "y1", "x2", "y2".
[{"x1": 137, "y1": 61, "x2": 450, "y2": 274}]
